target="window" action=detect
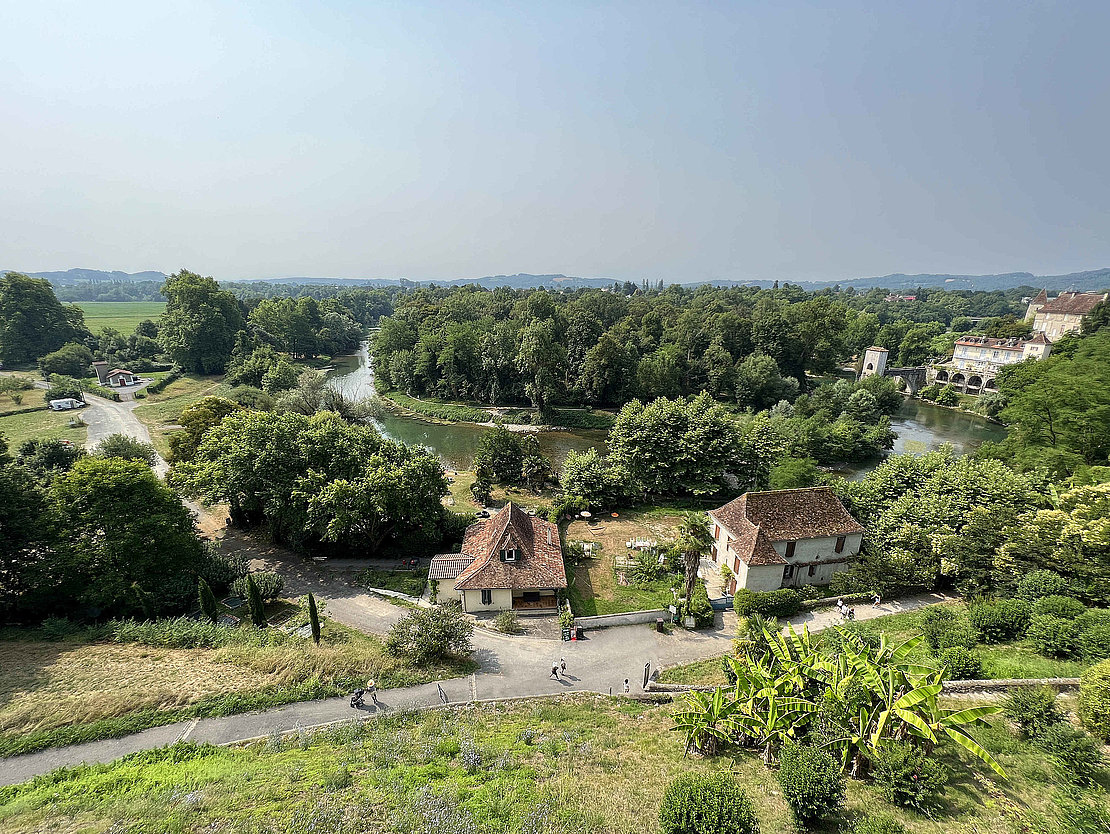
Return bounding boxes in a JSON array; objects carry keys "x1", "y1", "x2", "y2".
[
  {"x1": 783, "y1": 565, "x2": 794, "y2": 579},
  {"x1": 714, "y1": 524, "x2": 720, "y2": 539},
  {"x1": 835, "y1": 536, "x2": 846, "y2": 554},
  {"x1": 500, "y1": 548, "x2": 518, "y2": 563},
  {"x1": 481, "y1": 589, "x2": 492, "y2": 605},
  {"x1": 784, "y1": 541, "x2": 796, "y2": 558},
  {"x1": 808, "y1": 565, "x2": 816, "y2": 577}
]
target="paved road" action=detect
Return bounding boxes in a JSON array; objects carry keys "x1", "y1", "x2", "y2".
[
  {"x1": 0, "y1": 590, "x2": 946, "y2": 785},
  {"x1": 80, "y1": 393, "x2": 171, "y2": 476}
]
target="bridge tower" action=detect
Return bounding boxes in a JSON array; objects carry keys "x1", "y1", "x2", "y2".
[{"x1": 859, "y1": 346, "x2": 889, "y2": 380}]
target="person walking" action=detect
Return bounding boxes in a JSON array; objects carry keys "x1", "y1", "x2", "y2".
[
  {"x1": 550, "y1": 661, "x2": 560, "y2": 680},
  {"x1": 623, "y1": 679, "x2": 630, "y2": 694},
  {"x1": 365, "y1": 678, "x2": 378, "y2": 706},
  {"x1": 559, "y1": 657, "x2": 567, "y2": 676}
]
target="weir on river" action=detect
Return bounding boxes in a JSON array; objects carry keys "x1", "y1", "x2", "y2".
[{"x1": 327, "y1": 342, "x2": 1005, "y2": 475}]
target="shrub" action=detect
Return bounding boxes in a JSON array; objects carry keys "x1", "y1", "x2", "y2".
[
  {"x1": 245, "y1": 574, "x2": 266, "y2": 627},
  {"x1": 1033, "y1": 595, "x2": 1087, "y2": 620},
  {"x1": 919, "y1": 607, "x2": 976, "y2": 652},
  {"x1": 938, "y1": 646, "x2": 982, "y2": 680},
  {"x1": 197, "y1": 543, "x2": 248, "y2": 592},
  {"x1": 1018, "y1": 570, "x2": 1071, "y2": 601},
  {"x1": 733, "y1": 588, "x2": 802, "y2": 619},
  {"x1": 848, "y1": 815, "x2": 907, "y2": 834},
  {"x1": 386, "y1": 601, "x2": 474, "y2": 663},
  {"x1": 968, "y1": 599, "x2": 1031, "y2": 642},
  {"x1": 1027, "y1": 615, "x2": 1082, "y2": 658},
  {"x1": 659, "y1": 772, "x2": 760, "y2": 834},
  {"x1": 630, "y1": 551, "x2": 666, "y2": 583},
  {"x1": 1002, "y1": 686, "x2": 1062, "y2": 739},
  {"x1": 198, "y1": 578, "x2": 218, "y2": 623},
  {"x1": 872, "y1": 743, "x2": 949, "y2": 813},
  {"x1": 493, "y1": 611, "x2": 523, "y2": 635},
  {"x1": 686, "y1": 581, "x2": 715, "y2": 629},
  {"x1": 1079, "y1": 659, "x2": 1110, "y2": 741},
  {"x1": 232, "y1": 571, "x2": 285, "y2": 603},
  {"x1": 777, "y1": 742, "x2": 844, "y2": 825},
  {"x1": 1079, "y1": 623, "x2": 1110, "y2": 661},
  {"x1": 1037, "y1": 723, "x2": 1105, "y2": 785}
]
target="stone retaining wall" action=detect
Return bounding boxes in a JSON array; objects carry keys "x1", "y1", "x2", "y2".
[{"x1": 575, "y1": 609, "x2": 669, "y2": 629}]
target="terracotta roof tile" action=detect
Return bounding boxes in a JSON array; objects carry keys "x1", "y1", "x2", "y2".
[
  {"x1": 454, "y1": 503, "x2": 567, "y2": 591},
  {"x1": 428, "y1": 554, "x2": 472, "y2": 580},
  {"x1": 710, "y1": 487, "x2": 862, "y2": 566},
  {"x1": 1038, "y1": 292, "x2": 1107, "y2": 316}
]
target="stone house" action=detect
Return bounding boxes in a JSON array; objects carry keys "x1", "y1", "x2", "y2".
[
  {"x1": 708, "y1": 487, "x2": 864, "y2": 594},
  {"x1": 429, "y1": 503, "x2": 567, "y2": 613},
  {"x1": 1026, "y1": 290, "x2": 1107, "y2": 341}
]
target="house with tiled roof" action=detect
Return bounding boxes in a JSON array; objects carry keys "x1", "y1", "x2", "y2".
[
  {"x1": 708, "y1": 487, "x2": 863, "y2": 594},
  {"x1": 429, "y1": 503, "x2": 567, "y2": 613},
  {"x1": 1028, "y1": 291, "x2": 1107, "y2": 341}
]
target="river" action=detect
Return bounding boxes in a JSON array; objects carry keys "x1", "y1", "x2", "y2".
[{"x1": 328, "y1": 343, "x2": 1005, "y2": 476}]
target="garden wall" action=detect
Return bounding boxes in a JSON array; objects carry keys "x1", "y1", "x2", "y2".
[{"x1": 576, "y1": 609, "x2": 669, "y2": 629}]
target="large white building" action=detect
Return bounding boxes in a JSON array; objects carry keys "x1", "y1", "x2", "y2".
[
  {"x1": 708, "y1": 487, "x2": 863, "y2": 594},
  {"x1": 1026, "y1": 290, "x2": 1108, "y2": 341},
  {"x1": 931, "y1": 333, "x2": 1051, "y2": 394}
]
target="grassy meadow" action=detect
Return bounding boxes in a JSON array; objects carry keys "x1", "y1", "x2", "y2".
[
  {"x1": 0, "y1": 617, "x2": 475, "y2": 758},
  {"x1": 133, "y1": 373, "x2": 228, "y2": 457},
  {"x1": 73, "y1": 302, "x2": 165, "y2": 336},
  {"x1": 0, "y1": 408, "x2": 87, "y2": 448},
  {"x1": 0, "y1": 696, "x2": 1092, "y2": 834}
]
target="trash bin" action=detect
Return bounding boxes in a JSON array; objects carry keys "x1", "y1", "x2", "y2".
[{"x1": 655, "y1": 617, "x2": 665, "y2": 632}]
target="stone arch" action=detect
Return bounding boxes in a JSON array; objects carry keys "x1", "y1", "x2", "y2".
[
  {"x1": 936, "y1": 369, "x2": 949, "y2": 383},
  {"x1": 968, "y1": 374, "x2": 983, "y2": 389},
  {"x1": 951, "y1": 372, "x2": 965, "y2": 385},
  {"x1": 894, "y1": 376, "x2": 908, "y2": 392},
  {"x1": 984, "y1": 378, "x2": 997, "y2": 390}
]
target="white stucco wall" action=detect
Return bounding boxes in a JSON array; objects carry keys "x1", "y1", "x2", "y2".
[
  {"x1": 435, "y1": 577, "x2": 462, "y2": 602},
  {"x1": 775, "y1": 533, "x2": 861, "y2": 588},
  {"x1": 461, "y1": 588, "x2": 513, "y2": 613},
  {"x1": 736, "y1": 561, "x2": 785, "y2": 592}
]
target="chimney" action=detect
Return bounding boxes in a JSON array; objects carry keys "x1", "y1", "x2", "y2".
[{"x1": 547, "y1": 526, "x2": 552, "y2": 545}]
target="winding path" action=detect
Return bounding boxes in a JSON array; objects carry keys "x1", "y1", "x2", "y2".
[{"x1": 0, "y1": 587, "x2": 946, "y2": 786}]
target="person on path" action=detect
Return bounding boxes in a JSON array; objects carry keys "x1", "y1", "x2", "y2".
[
  {"x1": 366, "y1": 678, "x2": 378, "y2": 705},
  {"x1": 874, "y1": 592, "x2": 882, "y2": 606},
  {"x1": 550, "y1": 662, "x2": 560, "y2": 679},
  {"x1": 437, "y1": 683, "x2": 448, "y2": 705},
  {"x1": 623, "y1": 679, "x2": 630, "y2": 693},
  {"x1": 559, "y1": 657, "x2": 567, "y2": 676}
]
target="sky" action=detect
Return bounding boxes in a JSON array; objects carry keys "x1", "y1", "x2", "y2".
[{"x1": 2, "y1": 1, "x2": 1108, "y2": 283}]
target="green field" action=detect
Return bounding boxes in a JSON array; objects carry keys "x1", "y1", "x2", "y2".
[
  {"x1": 0, "y1": 696, "x2": 1087, "y2": 834},
  {"x1": 0, "y1": 408, "x2": 87, "y2": 447},
  {"x1": 73, "y1": 302, "x2": 165, "y2": 335}
]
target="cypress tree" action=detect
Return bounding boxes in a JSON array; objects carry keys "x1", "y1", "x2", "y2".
[
  {"x1": 307, "y1": 593, "x2": 321, "y2": 645},
  {"x1": 246, "y1": 573, "x2": 266, "y2": 627},
  {"x1": 198, "y1": 577, "x2": 219, "y2": 623}
]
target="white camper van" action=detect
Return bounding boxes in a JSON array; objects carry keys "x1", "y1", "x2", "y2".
[{"x1": 48, "y1": 398, "x2": 86, "y2": 411}]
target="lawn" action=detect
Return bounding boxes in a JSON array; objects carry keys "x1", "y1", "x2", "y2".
[
  {"x1": 0, "y1": 614, "x2": 475, "y2": 758},
  {"x1": 0, "y1": 407, "x2": 87, "y2": 447},
  {"x1": 0, "y1": 696, "x2": 1086, "y2": 834},
  {"x1": 73, "y1": 301, "x2": 165, "y2": 335},
  {"x1": 359, "y1": 568, "x2": 428, "y2": 598},
  {"x1": 132, "y1": 373, "x2": 227, "y2": 457},
  {"x1": 564, "y1": 511, "x2": 687, "y2": 616}
]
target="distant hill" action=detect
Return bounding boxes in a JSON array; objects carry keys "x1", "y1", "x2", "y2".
[{"x1": 5, "y1": 266, "x2": 1108, "y2": 293}]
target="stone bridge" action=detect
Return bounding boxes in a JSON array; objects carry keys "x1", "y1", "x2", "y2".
[{"x1": 882, "y1": 366, "x2": 927, "y2": 395}]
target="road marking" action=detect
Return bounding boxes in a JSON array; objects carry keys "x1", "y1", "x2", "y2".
[{"x1": 177, "y1": 718, "x2": 200, "y2": 743}]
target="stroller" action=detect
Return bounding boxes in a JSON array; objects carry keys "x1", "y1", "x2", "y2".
[{"x1": 350, "y1": 689, "x2": 365, "y2": 708}]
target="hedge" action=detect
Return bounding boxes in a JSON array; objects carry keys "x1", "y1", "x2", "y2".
[
  {"x1": 381, "y1": 392, "x2": 491, "y2": 423},
  {"x1": 1079, "y1": 658, "x2": 1110, "y2": 741},
  {"x1": 659, "y1": 773, "x2": 759, "y2": 834},
  {"x1": 0, "y1": 405, "x2": 48, "y2": 417},
  {"x1": 734, "y1": 587, "x2": 802, "y2": 619},
  {"x1": 546, "y1": 408, "x2": 616, "y2": 430},
  {"x1": 146, "y1": 367, "x2": 183, "y2": 394}
]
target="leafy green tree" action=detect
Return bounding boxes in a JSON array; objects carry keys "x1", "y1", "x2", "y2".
[
  {"x1": 516, "y1": 319, "x2": 565, "y2": 414},
  {"x1": 386, "y1": 601, "x2": 473, "y2": 663},
  {"x1": 473, "y1": 424, "x2": 524, "y2": 483},
  {"x1": 261, "y1": 357, "x2": 300, "y2": 393},
  {"x1": 158, "y1": 270, "x2": 245, "y2": 373},
  {"x1": 17, "y1": 438, "x2": 86, "y2": 483},
  {"x1": 39, "y1": 342, "x2": 94, "y2": 378},
  {"x1": 168, "y1": 396, "x2": 244, "y2": 462},
  {"x1": 307, "y1": 592, "x2": 321, "y2": 644},
  {"x1": 246, "y1": 573, "x2": 266, "y2": 627},
  {"x1": 608, "y1": 394, "x2": 748, "y2": 497},
  {"x1": 47, "y1": 457, "x2": 203, "y2": 617},
  {"x1": 580, "y1": 331, "x2": 637, "y2": 404},
  {"x1": 198, "y1": 577, "x2": 219, "y2": 623},
  {"x1": 0, "y1": 436, "x2": 55, "y2": 621},
  {"x1": 558, "y1": 447, "x2": 628, "y2": 507},
  {"x1": 0, "y1": 273, "x2": 88, "y2": 364},
  {"x1": 768, "y1": 457, "x2": 819, "y2": 489},
  {"x1": 94, "y1": 433, "x2": 158, "y2": 467}
]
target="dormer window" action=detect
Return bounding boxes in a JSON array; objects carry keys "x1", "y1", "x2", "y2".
[{"x1": 500, "y1": 548, "x2": 519, "y2": 563}]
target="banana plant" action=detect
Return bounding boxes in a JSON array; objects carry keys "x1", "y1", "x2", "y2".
[{"x1": 672, "y1": 688, "x2": 740, "y2": 757}]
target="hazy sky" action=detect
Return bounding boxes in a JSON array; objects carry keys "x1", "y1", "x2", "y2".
[{"x1": 2, "y1": 1, "x2": 1108, "y2": 283}]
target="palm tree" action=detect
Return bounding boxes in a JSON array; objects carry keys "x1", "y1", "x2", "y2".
[{"x1": 678, "y1": 512, "x2": 714, "y2": 615}]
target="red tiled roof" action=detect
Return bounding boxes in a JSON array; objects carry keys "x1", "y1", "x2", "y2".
[
  {"x1": 428, "y1": 554, "x2": 472, "y2": 580},
  {"x1": 108, "y1": 368, "x2": 134, "y2": 376},
  {"x1": 710, "y1": 487, "x2": 862, "y2": 566},
  {"x1": 454, "y1": 503, "x2": 567, "y2": 591},
  {"x1": 1038, "y1": 292, "x2": 1107, "y2": 316},
  {"x1": 1031, "y1": 289, "x2": 1049, "y2": 305}
]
